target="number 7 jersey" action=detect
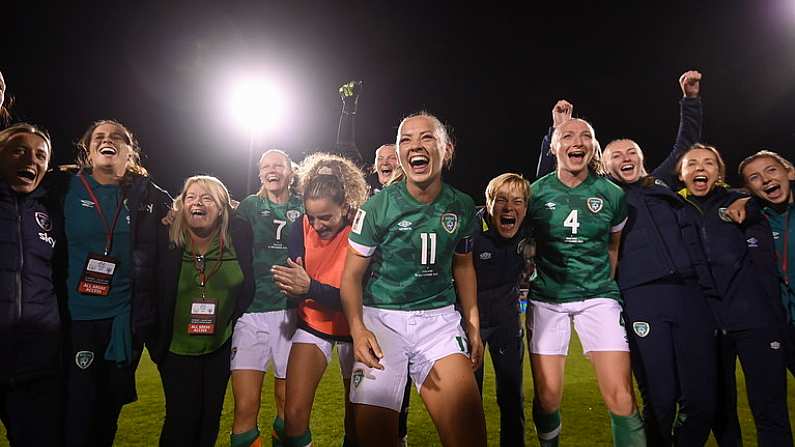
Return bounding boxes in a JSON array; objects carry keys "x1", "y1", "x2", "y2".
[
  {"x1": 349, "y1": 180, "x2": 476, "y2": 310},
  {"x1": 528, "y1": 172, "x2": 627, "y2": 303}
]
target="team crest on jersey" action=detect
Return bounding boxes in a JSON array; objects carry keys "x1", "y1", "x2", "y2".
[
  {"x1": 586, "y1": 197, "x2": 604, "y2": 213},
  {"x1": 632, "y1": 322, "x2": 650, "y2": 338},
  {"x1": 441, "y1": 213, "x2": 458, "y2": 234},
  {"x1": 34, "y1": 212, "x2": 52, "y2": 231},
  {"x1": 75, "y1": 351, "x2": 94, "y2": 370},
  {"x1": 352, "y1": 368, "x2": 364, "y2": 388},
  {"x1": 718, "y1": 207, "x2": 732, "y2": 222},
  {"x1": 351, "y1": 209, "x2": 366, "y2": 235},
  {"x1": 286, "y1": 210, "x2": 301, "y2": 223}
]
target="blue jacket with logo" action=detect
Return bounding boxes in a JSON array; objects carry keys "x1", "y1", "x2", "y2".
[
  {"x1": 473, "y1": 209, "x2": 526, "y2": 328},
  {"x1": 679, "y1": 187, "x2": 787, "y2": 331},
  {"x1": 0, "y1": 180, "x2": 63, "y2": 384}
]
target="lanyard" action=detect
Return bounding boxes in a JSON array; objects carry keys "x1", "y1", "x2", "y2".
[
  {"x1": 78, "y1": 172, "x2": 125, "y2": 256},
  {"x1": 188, "y1": 236, "x2": 225, "y2": 298}
]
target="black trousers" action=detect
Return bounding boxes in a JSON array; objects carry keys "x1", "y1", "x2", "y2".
[
  {"x1": 474, "y1": 320, "x2": 525, "y2": 447},
  {"x1": 0, "y1": 375, "x2": 62, "y2": 445},
  {"x1": 623, "y1": 282, "x2": 717, "y2": 447},
  {"x1": 712, "y1": 326, "x2": 793, "y2": 447},
  {"x1": 158, "y1": 340, "x2": 231, "y2": 447},
  {"x1": 64, "y1": 318, "x2": 140, "y2": 447}
]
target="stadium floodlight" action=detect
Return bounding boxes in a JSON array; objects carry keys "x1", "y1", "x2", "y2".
[{"x1": 225, "y1": 75, "x2": 287, "y2": 194}]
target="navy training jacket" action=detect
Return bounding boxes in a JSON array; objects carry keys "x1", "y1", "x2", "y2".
[
  {"x1": 473, "y1": 209, "x2": 527, "y2": 328},
  {"x1": 0, "y1": 180, "x2": 63, "y2": 384}
]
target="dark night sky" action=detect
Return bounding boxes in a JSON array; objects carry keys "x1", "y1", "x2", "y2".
[{"x1": 3, "y1": 0, "x2": 795, "y2": 200}]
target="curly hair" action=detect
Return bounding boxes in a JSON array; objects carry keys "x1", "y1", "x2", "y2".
[
  {"x1": 76, "y1": 120, "x2": 148, "y2": 177},
  {"x1": 295, "y1": 152, "x2": 368, "y2": 209}
]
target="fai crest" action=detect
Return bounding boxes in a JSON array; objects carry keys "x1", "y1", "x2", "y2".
[
  {"x1": 75, "y1": 351, "x2": 95, "y2": 370},
  {"x1": 586, "y1": 197, "x2": 604, "y2": 213},
  {"x1": 440, "y1": 213, "x2": 458, "y2": 234},
  {"x1": 352, "y1": 368, "x2": 364, "y2": 388},
  {"x1": 632, "y1": 322, "x2": 650, "y2": 338},
  {"x1": 286, "y1": 209, "x2": 301, "y2": 223},
  {"x1": 34, "y1": 212, "x2": 52, "y2": 231}
]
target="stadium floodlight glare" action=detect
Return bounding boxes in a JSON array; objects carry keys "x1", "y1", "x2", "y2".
[
  {"x1": 227, "y1": 76, "x2": 285, "y2": 135},
  {"x1": 225, "y1": 75, "x2": 287, "y2": 193}
]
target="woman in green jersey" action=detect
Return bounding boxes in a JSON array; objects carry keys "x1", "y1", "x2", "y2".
[
  {"x1": 527, "y1": 118, "x2": 645, "y2": 447},
  {"x1": 231, "y1": 149, "x2": 304, "y2": 447},
  {"x1": 341, "y1": 112, "x2": 487, "y2": 447}
]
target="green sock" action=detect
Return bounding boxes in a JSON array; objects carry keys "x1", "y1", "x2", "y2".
[
  {"x1": 532, "y1": 400, "x2": 561, "y2": 447},
  {"x1": 231, "y1": 427, "x2": 260, "y2": 447},
  {"x1": 272, "y1": 417, "x2": 286, "y2": 447},
  {"x1": 285, "y1": 430, "x2": 312, "y2": 447},
  {"x1": 609, "y1": 410, "x2": 646, "y2": 447}
]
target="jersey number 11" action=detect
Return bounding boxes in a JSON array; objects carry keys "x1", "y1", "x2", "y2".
[{"x1": 420, "y1": 232, "x2": 437, "y2": 265}]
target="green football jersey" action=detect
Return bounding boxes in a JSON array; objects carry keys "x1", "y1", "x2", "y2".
[
  {"x1": 349, "y1": 180, "x2": 476, "y2": 310},
  {"x1": 236, "y1": 193, "x2": 304, "y2": 312},
  {"x1": 528, "y1": 172, "x2": 627, "y2": 303}
]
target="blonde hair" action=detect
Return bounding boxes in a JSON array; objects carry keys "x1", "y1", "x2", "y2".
[
  {"x1": 296, "y1": 152, "x2": 369, "y2": 209},
  {"x1": 372, "y1": 144, "x2": 396, "y2": 174},
  {"x1": 738, "y1": 150, "x2": 794, "y2": 181},
  {"x1": 169, "y1": 175, "x2": 233, "y2": 248},
  {"x1": 0, "y1": 123, "x2": 52, "y2": 165},
  {"x1": 76, "y1": 120, "x2": 148, "y2": 177},
  {"x1": 256, "y1": 149, "x2": 294, "y2": 198},
  {"x1": 485, "y1": 173, "x2": 530, "y2": 216},
  {"x1": 676, "y1": 143, "x2": 726, "y2": 181},
  {"x1": 602, "y1": 138, "x2": 649, "y2": 177},
  {"x1": 550, "y1": 118, "x2": 605, "y2": 175},
  {"x1": 388, "y1": 112, "x2": 454, "y2": 185}
]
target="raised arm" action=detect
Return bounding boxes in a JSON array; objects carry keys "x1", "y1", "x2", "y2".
[
  {"x1": 335, "y1": 81, "x2": 365, "y2": 166},
  {"x1": 536, "y1": 100, "x2": 572, "y2": 179},
  {"x1": 650, "y1": 70, "x2": 703, "y2": 185}
]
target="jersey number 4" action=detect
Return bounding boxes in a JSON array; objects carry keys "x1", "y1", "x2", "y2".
[
  {"x1": 420, "y1": 232, "x2": 437, "y2": 265},
  {"x1": 563, "y1": 210, "x2": 580, "y2": 235}
]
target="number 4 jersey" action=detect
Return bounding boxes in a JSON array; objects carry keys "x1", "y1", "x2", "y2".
[
  {"x1": 349, "y1": 180, "x2": 476, "y2": 310},
  {"x1": 528, "y1": 172, "x2": 627, "y2": 303}
]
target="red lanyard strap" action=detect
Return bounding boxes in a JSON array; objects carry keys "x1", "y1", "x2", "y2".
[{"x1": 78, "y1": 172, "x2": 125, "y2": 256}]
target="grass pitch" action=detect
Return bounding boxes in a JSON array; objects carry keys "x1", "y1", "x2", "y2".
[{"x1": 2, "y1": 334, "x2": 794, "y2": 446}]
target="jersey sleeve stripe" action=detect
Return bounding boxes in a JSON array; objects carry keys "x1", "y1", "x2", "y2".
[
  {"x1": 348, "y1": 239, "x2": 376, "y2": 257},
  {"x1": 611, "y1": 217, "x2": 628, "y2": 233}
]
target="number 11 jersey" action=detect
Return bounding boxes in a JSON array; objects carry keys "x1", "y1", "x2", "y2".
[
  {"x1": 528, "y1": 172, "x2": 627, "y2": 303},
  {"x1": 349, "y1": 180, "x2": 476, "y2": 310}
]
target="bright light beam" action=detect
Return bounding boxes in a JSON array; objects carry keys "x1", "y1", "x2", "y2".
[
  {"x1": 225, "y1": 74, "x2": 287, "y2": 194},
  {"x1": 226, "y1": 76, "x2": 286, "y2": 135}
]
